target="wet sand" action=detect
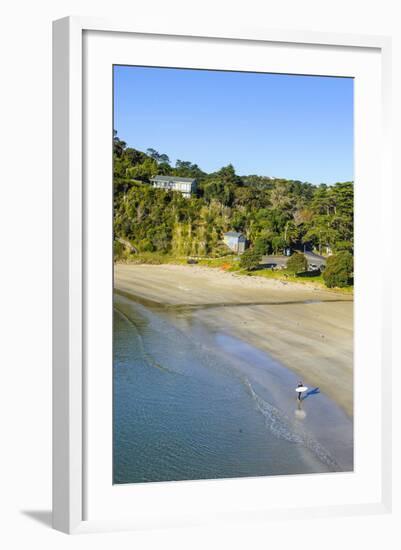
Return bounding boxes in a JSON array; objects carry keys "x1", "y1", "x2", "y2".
[{"x1": 114, "y1": 263, "x2": 353, "y2": 417}]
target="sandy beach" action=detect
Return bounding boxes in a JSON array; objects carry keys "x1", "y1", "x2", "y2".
[{"x1": 114, "y1": 263, "x2": 353, "y2": 417}]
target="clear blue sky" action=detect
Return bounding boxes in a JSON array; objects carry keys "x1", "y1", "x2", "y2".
[{"x1": 114, "y1": 65, "x2": 353, "y2": 185}]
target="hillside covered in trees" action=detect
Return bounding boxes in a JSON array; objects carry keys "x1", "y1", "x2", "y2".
[{"x1": 113, "y1": 132, "x2": 353, "y2": 262}]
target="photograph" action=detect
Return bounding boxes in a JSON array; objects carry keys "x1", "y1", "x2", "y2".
[{"x1": 112, "y1": 65, "x2": 354, "y2": 484}]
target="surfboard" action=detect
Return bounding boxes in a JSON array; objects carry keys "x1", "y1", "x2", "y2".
[{"x1": 295, "y1": 386, "x2": 308, "y2": 392}]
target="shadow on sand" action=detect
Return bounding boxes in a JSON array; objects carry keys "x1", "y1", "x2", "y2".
[{"x1": 302, "y1": 387, "x2": 321, "y2": 400}]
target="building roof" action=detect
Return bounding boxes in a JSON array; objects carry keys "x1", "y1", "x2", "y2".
[
  {"x1": 224, "y1": 231, "x2": 245, "y2": 238},
  {"x1": 151, "y1": 175, "x2": 196, "y2": 183}
]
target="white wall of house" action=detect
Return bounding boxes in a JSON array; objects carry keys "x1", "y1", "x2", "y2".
[{"x1": 151, "y1": 179, "x2": 194, "y2": 197}]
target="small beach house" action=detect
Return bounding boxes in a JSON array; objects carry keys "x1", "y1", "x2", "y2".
[
  {"x1": 223, "y1": 231, "x2": 247, "y2": 254},
  {"x1": 150, "y1": 175, "x2": 197, "y2": 198}
]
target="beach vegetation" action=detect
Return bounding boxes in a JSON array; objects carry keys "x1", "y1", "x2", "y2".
[
  {"x1": 113, "y1": 132, "x2": 354, "y2": 289},
  {"x1": 239, "y1": 248, "x2": 263, "y2": 271},
  {"x1": 286, "y1": 252, "x2": 308, "y2": 274},
  {"x1": 253, "y1": 236, "x2": 272, "y2": 256},
  {"x1": 322, "y1": 251, "x2": 354, "y2": 288}
]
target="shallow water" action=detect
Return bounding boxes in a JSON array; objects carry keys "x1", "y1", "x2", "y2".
[{"x1": 113, "y1": 293, "x2": 353, "y2": 484}]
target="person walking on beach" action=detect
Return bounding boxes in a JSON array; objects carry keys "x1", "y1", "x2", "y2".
[{"x1": 297, "y1": 381, "x2": 304, "y2": 401}]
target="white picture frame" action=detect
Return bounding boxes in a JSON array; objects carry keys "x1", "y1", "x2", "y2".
[{"x1": 52, "y1": 16, "x2": 392, "y2": 534}]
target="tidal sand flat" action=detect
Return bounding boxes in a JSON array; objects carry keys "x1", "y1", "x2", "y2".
[
  {"x1": 113, "y1": 263, "x2": 353, "y2": 484},
  {"x1": 115, "y1": 263, "x2": 353, "y2": 415}
]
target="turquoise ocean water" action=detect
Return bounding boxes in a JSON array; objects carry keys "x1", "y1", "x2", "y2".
[{"x1": 113, "y1": 294, "x2": 353, "y2": 484}]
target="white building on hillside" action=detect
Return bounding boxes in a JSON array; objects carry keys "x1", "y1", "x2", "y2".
[
  {"x1": 150, "y1": 175, "x2": 196, "y2": 198},
  {"x1": 223, "y1": 231, "x2": 247, "y2": 254}
]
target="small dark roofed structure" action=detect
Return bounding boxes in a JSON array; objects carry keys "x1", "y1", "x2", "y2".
[
  {"x1": 223, "y1": 231, "x2": 247, "y2": 254},
  {"x1": 150, "y1": 175, "x2": 196, "y2": 198}
]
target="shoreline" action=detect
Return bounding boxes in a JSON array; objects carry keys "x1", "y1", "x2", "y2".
[
  {"x1": 114, "y1": 263, "x2": 353, "y2": 417},
  {"x1": 114, "y1": 292, "x2": 353, "y2": 473},
  {"x1": 116, "y1": 257, "x2": 353, "y2": 295}
]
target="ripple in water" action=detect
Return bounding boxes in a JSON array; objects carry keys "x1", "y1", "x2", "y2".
[
  {"x1": 243, "y1": 378, "x2": 340, "y2": 471},
  {"x1": 113, "y1": 297, "x2": 349, "y2": 484}
]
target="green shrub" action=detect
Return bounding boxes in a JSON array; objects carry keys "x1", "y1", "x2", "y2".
[
  {"x1": 239, "y1": 248, "x2": 262, "y2": 271},
  {"x1": 286, "y1": 252, "x2": 308, "y2": 274},
  {"x1": 334, "y1": 240, "x2": 353, "y2": 253},
  {"x1": 253, "y1": 237, "x2": 271, "y2": 256},
  {"x1": 271, "y1": 235, "x2": 286, "y2": 254},
  {"x1": 113, "y1": 240, "x2": 125, "y2": 261},
  {"x1": 322, "y1": 251, "x2": 353, "y2": 287},
  {"x1": 139, "y1": 238, "x2": 154, "y2": 252}
]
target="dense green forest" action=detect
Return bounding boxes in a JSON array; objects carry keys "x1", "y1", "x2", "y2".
[{"x1": 113, "y1": 132, "x2": 353, "y2": 265}]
